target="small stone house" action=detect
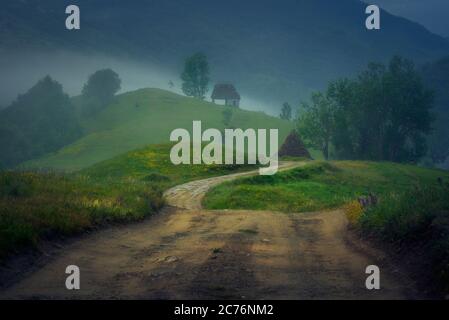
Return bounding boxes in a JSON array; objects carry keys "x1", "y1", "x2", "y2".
[{"x1": 211, "y1": 83, "x2": 240, "y2": 107}]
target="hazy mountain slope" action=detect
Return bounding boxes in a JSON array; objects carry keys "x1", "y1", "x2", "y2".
[
  {"x1": 21, "y1": 89, "x2": 295, "y2": 171},
  {"x1": 1, "y1": 0, "x2": 449, "y2": 113}
]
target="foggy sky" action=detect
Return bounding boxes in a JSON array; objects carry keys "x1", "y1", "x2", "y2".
[
  {"x1": 2, "y1": 0, "x2": 448, "y2": 115},
  {"x1": 0, "y1": 51, "x2": 271, "y2": 114}
]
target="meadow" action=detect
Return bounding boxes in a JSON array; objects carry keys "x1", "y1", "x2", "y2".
[
  {"x1": 0, "y1": 144, "x2": 256, "y2": 259},
  {"x1": 3, "y1": 87, "x2": 448, "y2": 293},
  {"x1": 21, "y1": 88, "x2": 294, "y2": 171},
  {"x1": 1, "y1": 88, "x2": 289, "y2": 260}
]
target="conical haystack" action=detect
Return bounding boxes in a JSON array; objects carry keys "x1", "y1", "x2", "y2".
[{"x1": 278, "y1": 130, "x2": 311, "y2": 158}]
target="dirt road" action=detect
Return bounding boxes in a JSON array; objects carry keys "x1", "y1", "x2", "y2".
[{"x1": 1, "y1": 163, "x2": 421, "y2": 299}]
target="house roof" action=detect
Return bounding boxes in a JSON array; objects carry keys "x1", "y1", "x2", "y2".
[{"x1": 211, "y1": 84, "x2": 240, "y2": 100}]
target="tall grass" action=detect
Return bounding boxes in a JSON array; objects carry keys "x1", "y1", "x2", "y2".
[
  {"x1": 358, "y1": 184, "x2": 449, "y2": 292},
  {"x1": 0, "y1": 171, "x2": 164, "y2": 258},
  {"x1": 359, "y1": 185, "x2": 449, "y2": 241}
]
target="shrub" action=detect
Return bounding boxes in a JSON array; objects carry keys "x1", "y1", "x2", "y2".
[
  {"x1": 141, "y1": 186, "x2": 165, "y2": 213},
  {"x1": 241, "y1": 162, "x2": 338, "y2": 185},
  {"x1": 142, "y1": 173, "x2": 170, "y2": 183}
]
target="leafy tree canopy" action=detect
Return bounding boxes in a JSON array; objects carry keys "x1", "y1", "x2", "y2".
[
  {"x1": 181, "y1": 53, "x2": 210, "y2": 100},
  {"x1": 0, "y1": 76, "x2": 82, "y2": 167},
  {"x1": 280, "y1": 102, "x2": 292, "y2": 121},
  {"x1": 297, "y1": 56, "x2": 434, "y2": 163},
  {"x1": 82, "y1": 69, "x2": 121, "y2": 112}
]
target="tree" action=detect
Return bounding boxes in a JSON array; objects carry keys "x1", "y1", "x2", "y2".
[
  {"x1": 181, "y1": 53, "x2": 210, "y2": 99},
  {"x1": 297, "y1": 92, "x2": 335, "y2": 160},
  {"x1": 379, "y1": 56, "x2": 433, "y2": 162},
  {"x1": 0, "y1": 76, "x2": 82, "y2": 167},
  {"x1": 421, "y1": 56, "x2": 449, "y2": 165},
  {"x1": 82, "y1": 69, "x2": 121, "y2": 113},
  {"x1": 309, "y1": 56, "x2": 435, "y2": 163},
  {"x1": 280, "y1": 102, "x2": 292, "y2": 120},
  {"x1": 326, "y1": 79, "x2": 358, "y2": 159},
  {"x1": 338, "y1": 57, "x2": 433, "y2": 162}
]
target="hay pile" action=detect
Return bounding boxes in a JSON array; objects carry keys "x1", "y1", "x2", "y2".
[{"x1": 278, "y1": 130, "x2": 311, "y2": 159}]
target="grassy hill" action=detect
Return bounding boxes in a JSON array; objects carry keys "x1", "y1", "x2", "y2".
[{"x1": 22, "y1": 88, "x2": 295, "y2": 171}]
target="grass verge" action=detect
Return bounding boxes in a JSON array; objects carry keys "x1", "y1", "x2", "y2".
[
  {"x1": 203, "y1": 161, "x2": 449, "y2": 212},
  {"x1": 355, "y1": 184, "x2": 449, "y2": 295}
]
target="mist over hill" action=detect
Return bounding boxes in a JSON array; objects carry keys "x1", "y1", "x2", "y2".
[
  {"x1": 20, "y1": 88, "x2": 295, "y2": 171},
  {"x1": 1, "y1": 0, "x2": 449, "y2": 114}
]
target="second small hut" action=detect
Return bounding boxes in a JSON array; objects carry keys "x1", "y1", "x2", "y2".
[{"x1": 211, "y1": 83, "x2": 241, "y2": 107}]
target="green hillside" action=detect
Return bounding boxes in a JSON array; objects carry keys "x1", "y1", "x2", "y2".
[
  {"x1": 203, "y1": 161, "x2": 449, "y2": 212},
  {"x1": 22, "y1": 88, "x2": 295, "y2": 171}
]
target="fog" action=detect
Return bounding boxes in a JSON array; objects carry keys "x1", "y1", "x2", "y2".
[
  {"x1": 0, "y1": 50, "x2": 179, "y2": 105},
  {"x1": 0, "y1": 50, "x2": 275, "y2": 115}
]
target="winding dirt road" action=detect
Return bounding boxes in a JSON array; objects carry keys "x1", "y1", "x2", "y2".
[{"x1": 1, "y1": 163, "x2": 421, "y2": 299}]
